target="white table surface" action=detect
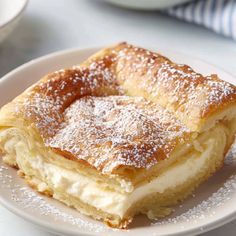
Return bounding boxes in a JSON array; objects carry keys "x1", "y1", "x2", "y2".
[{"x1": 0, "y1": 0, "x2": 236, "y2": 235}]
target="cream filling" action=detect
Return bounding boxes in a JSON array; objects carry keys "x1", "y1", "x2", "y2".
[{"x1": 0, "y1": 124, "x2": 228, "y2": 218}]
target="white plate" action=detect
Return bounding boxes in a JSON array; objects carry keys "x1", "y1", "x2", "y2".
[
  {"x1": 103, "y1": 0, "x2": 193, "y2": 10},
  {"x1": 0, "y1": 47, "x2": 236, "y2": 236}
]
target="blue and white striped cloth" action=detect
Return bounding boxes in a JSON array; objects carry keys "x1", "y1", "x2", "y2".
[{"x1": 166, "y1": 0, "x2": 236, "y2": 40}]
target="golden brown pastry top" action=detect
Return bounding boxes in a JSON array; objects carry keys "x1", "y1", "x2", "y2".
[
  {"x1": 48, "y1": 96, "x2": 191, "y2": 173},
  {"x1": 0, "y1": 42, "x2": 235, "y2": 174},
  {"x1": 93, "y1": 43, "x2": 236, "y2": 131}
]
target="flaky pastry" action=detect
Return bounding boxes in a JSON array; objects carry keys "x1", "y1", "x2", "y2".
[{"x1": 0, "y1": 43, "x2": 236, "y2": 228}]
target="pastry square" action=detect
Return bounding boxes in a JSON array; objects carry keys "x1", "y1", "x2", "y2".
[{"x1": 0, "y1": 43, "x2": 236, "y2": 228}]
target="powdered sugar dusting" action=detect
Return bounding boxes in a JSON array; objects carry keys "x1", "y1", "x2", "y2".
[
  {"x1": 115, "y1": 43, "x2": 236, "y2": 127},
  {"x1": 21, "y1": 58, "x2": 120, "y2": 139},
  {"x1": 48, "y1": 96, "x2": 190, "y2": 173}
]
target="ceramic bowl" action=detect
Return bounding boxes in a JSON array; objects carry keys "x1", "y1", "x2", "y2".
[
  {"x1": 0, "y1": 0, "x2": 28, "y2": 44},
  {"x1": 103, "y1": 0, "x2": 193, "y2": 10}
]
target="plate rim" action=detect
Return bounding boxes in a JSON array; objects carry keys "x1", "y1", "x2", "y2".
[{"x1": 0, "y1": 46, "x2": 236, "y2": 236}]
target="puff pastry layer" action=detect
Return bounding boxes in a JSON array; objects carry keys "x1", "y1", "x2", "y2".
[{"x1": 0, "y1": 43, "x2": 236, "y2": 228}]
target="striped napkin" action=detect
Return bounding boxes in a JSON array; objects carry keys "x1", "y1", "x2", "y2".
[{"x1": 166, "y1": 0, "x2": 236, "y2": 40}]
